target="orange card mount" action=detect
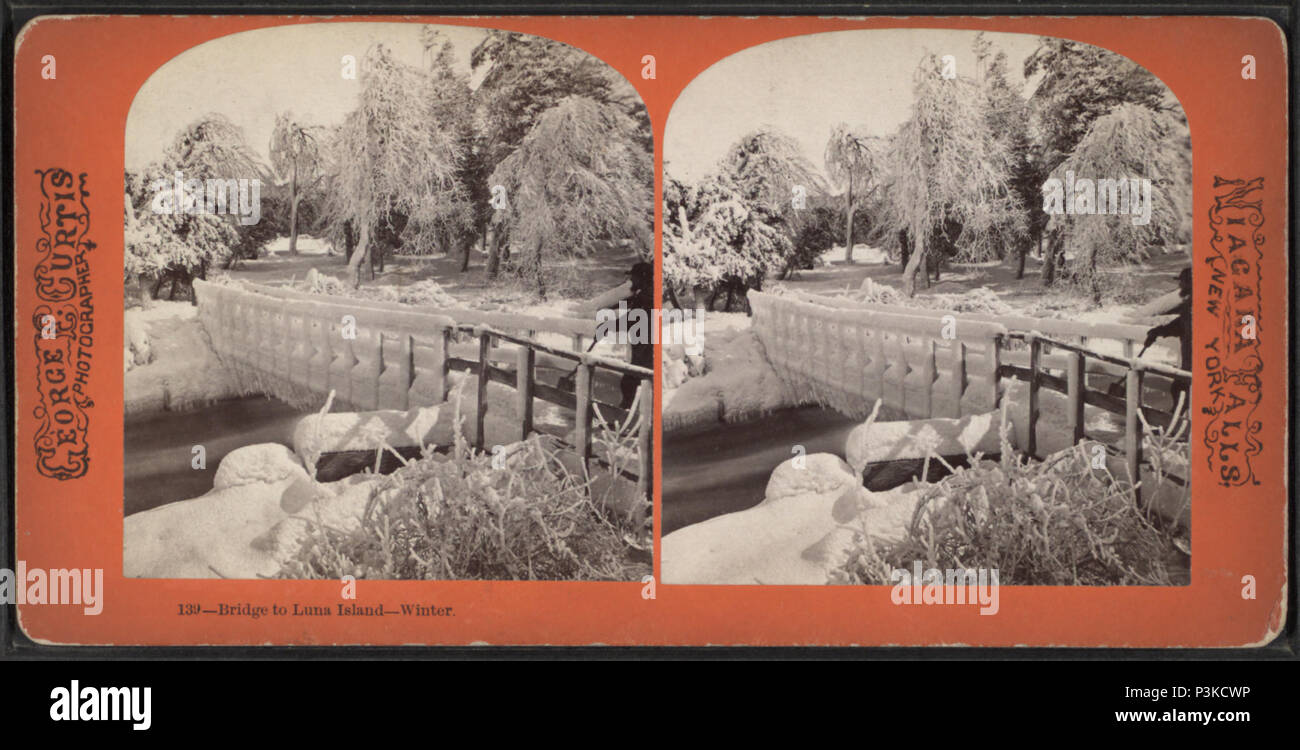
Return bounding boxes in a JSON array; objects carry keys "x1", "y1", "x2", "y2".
[{"x1": 10, "y1": 14, "x2": 1289, "y2": 647}]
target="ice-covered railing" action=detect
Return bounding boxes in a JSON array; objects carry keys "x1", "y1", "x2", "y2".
[
  {"x1": 747, "y1": 290, "x2": 1006, "y2": 421},
  {"x1": 779, "y1": 288, "x2": 1162, "y2": 372},
  {"x1": 749, "y1": 289, "x2": 1190, "y2": 492},
  {"x1": 193, "y1": 279, "x2": 653, "y2": 493},
  {"x1": 239, "y1": 280, "x2": 600, "y2": 349}
]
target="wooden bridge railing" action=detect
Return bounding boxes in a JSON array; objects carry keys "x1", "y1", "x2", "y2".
[
  {"x1": 1003, "y1": 331, "x2": 1191, "y2": 491},
  {"x1": 194, "y1": 280, "x2": 653, "y2": 498},
  {"x1": 453, "y1": 324, "x2": 654, "y2": 498},
  {"x1": 751, "y1": 290, "x2": 1190, "y2": 494}
]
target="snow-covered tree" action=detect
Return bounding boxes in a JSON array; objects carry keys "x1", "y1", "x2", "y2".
[
  {"x1": 717, "y1": 130, "x2": 823, "y2": 222},
  {"x1": 470, "y1": 31, "x2": 649, "y2": 278},
  {"x1": 487, "y1": 95, "x2": 652, "y2": 298},
  {"x1": 823, "y1": 124, "x2": 883, "y2": 264},
  {"x1": 1024, "y1": 37, "x2": 1169, "y2": 165},
  {"x1": 882, "y1": 56, "x2": 1026, "y2": 296},
  {"x1": 406, "y1": 29, "x2": 477, "y2": 261},
  {"x1": 470, "y1": 30, "x2": 627, "y2": 168},
  {"x1": 125, "y1": 114, "x2": 261, "y2": 298},
  {"x1": 322, "y1": 44, "x2": 463, "y2": 286},
  {"x1": 269, "y1": 113, "x2": 324, "y2": 255},
  {"x1": 663, "y1": 173, "x2": 790, "y2": 311},
  {"x1": 978, "y1": 41, "x2": 1038, "y2": 277},
  {"x1": 1024, "y1": 37, "x2": 1180, "y2": 284},
  {"x1": 1045, "y1": 103, "x2": 1190, "y2": 303}
]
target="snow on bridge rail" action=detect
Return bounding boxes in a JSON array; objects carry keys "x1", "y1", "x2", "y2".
[
  {"x1": 749, "y1": 289, "x2": 1191, "y2": 497},
  {"x1": 193, "y1": 280, "x2": 653, "y2": 491},
  {"x1": 748, "y1": 290, "x2": 1005, "y2": 421}
]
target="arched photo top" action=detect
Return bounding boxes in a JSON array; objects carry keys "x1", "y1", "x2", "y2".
[
  {"x1": 663, "y1": 27, "x2": 1190, "y2": 306},
  {"x1": 126, "y1": 22, "x2": 649, "y2": 177},
  {"x1": 123, "y1": 20, "x2": 653, "y2": 289}
]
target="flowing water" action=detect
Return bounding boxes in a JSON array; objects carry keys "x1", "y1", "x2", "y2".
[
  {"x1": 123, "y1": 365, "x2": 627, "y2": 517},
  {"x1": 661, "y1": 406, "x2": 860, "y2": 535},
  {"x1": 124, "y1": 397, "x2": 310, "y2": 516}
]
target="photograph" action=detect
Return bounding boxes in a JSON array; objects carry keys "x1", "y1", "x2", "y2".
[
  {"x1": 119, "y1": 22, "x2": 655, "y2": 581},
  {"x1": 8, "y1": 9, "x2": 1288, "y2": 660},
  {"x1": 660, "y1": 29, "x2": 1194, "y2": 586}
]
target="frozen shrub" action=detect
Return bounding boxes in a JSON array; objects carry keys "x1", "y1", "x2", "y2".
[
  {"x1": 278, "y1": 401, "x2": 649, "y2": 581},
  {"x1": 831, "y1": 418, "x2": 1188, "y2": 586}
]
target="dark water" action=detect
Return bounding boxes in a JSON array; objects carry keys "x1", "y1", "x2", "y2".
[
  {"x1": 661, "y1": 406, "x2": 860, "y2": 535},
  {"x1": 123, "y1": 365, "x2": 624, "y2": 518},
  {"x1": 124, "y1": 397, "x2": 309, "y2": 516}
]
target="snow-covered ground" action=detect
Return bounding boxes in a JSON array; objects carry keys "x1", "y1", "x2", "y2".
[
  {"x1": 262, "y1": 234, "x2": 334, "y2": 257},
  {"x1": 663, "y1": 410, "x2": 1005, "y2": 584},
  {"x1": 125, "y1": 301, "x2": 242, "y2": 415},
  {"x1": 817, "y1": 243, "x2": 890, "y2": 265}
]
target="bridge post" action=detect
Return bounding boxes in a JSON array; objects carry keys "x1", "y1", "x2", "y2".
[
  {"x1": 515, "y1": 343, "x2": 534, "y2": 440},
  {"x1": 955, "y1": 341, "x2": 967, "y2": 417},
  {"x1": 574, "y1": 361, "x2": 593, "y2": 467},
  {"x1": 636, "y1": 377, "x2": 653, "y2": 507},
  {"x1": 475, "y1": 331, "x2": 491, "y2": 452},
  {"x1": 1125, "y1": 365, "x2": 1144, "y2": 497},
  {"x1": 434, "y1": 326, "x2": 451, "y2": 403},
  {"x1": 403, "y1": 333, "x2": 415, "y2": 410},
  {"x1": 1027, "y1": 334, "x2": 1041, "y2": 458},
  {"x1": 988, "y1": 333, "x2": 1003, "y2": 414},
  {"x1": 1066, "y1": 350, "x2": 1085, "y2": 445}
]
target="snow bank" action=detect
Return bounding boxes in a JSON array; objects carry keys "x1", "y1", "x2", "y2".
[
  {"x1": 125, "y1": 441, "x2": 375, "y2": 579},
  {"x1": 124, "y1": 466, "x2": 380, "y2": 579},
  {"x1": 264, "y1": 235, "x2": 333, "y2": 257},
  {"x1": 662, "y1": 452, "x2": 917, "y2": 585},
  {"x1": 125, "y1": 423, "x2": 640, "y2": 578},
  {"x1": 820, "y1": 244, "x2": 890, "y2": 265},
  {"x1": 662, "y1": 329, "x2": 804, "y2": 434},
  {"x1": 844, "y1": 411, "x2": 1006, "y2": 475},
  {"x1": 124, "y1": 303, "x2": 242, "y2": 415}
]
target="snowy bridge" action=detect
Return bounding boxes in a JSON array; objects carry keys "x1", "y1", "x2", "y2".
[
  {"x1": 192, "y1": 280, "x2": 653, "y2": 493},
  {"x1": 749, "y1": 290, "x2": 1190, "y2": 484}
]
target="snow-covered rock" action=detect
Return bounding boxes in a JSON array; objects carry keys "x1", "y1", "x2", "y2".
[
  {"x1": 663, "y1": 330, "x2": 801, "y2": 433},
  {"x1": 844, "y1": 411, "x2": 1009, "y2": 489},
  {"x1": 662, "y1": 452, "x2": 917, "y2": 585},
  {"x1": 124, "y1": 308, "x2": 241, "y2": 415},
  {"x1": 124, "y1": 461, "x2": 379, "y2": 579},
  {"x1": 765, "y1": 453, "x2": 858, "y2": 499},
  {"x1": 213, "y1": 443, "x2": 309, "y2": 490}
]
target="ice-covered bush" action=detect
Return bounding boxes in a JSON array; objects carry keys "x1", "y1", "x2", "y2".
[
  {"x1": 831, "y1": 418, "x2": 1188, "y2": 586},
  {"x1": 277, "y1": 403, "x2": 649, "y2": 581}
]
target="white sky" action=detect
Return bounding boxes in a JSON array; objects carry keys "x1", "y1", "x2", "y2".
[
  {"x1": 665, "y1": 28, "x2": 1045, "y2": 182},
  {"x1": 125, "y1": 22, "x2": 489, "y2": 171}
]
